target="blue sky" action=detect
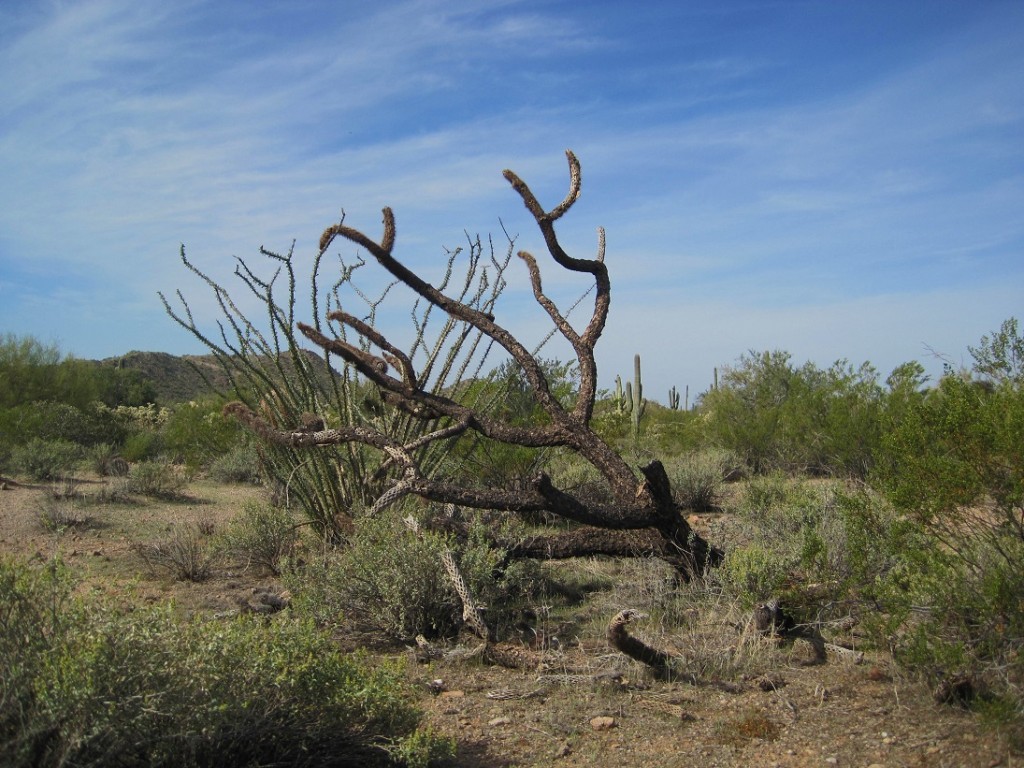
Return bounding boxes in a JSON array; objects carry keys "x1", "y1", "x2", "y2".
[{"x1": 1, "y1": 0, "x2": 1021, "y2": 401}]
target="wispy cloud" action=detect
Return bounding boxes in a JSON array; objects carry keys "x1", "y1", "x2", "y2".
[{"x1": 0, "y1": 0, "x2": 1021, "y2": 397}]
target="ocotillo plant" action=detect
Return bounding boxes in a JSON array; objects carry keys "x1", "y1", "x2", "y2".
[{"x1": 630, "y1": 354, "x2": 646, "y2": 436}]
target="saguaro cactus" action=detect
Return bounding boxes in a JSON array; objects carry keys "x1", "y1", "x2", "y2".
[
  {"x1": 614, "y1": 375, "x2": 630, "y2": 415},
  {"x1": 667, "y1": 385, "x2": 680, "y2": 410},
  {"x1": 630, "y1": 354, "x2": 646, "y2": 436}
]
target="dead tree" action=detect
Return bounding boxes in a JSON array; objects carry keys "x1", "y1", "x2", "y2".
[{"x1": 225, "y1": 151, "x2": 719, "y2": 575}]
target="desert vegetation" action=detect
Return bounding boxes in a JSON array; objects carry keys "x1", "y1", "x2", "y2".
[{"x1": 1, "y1": 155, "x2": 1021, "y2": 765}]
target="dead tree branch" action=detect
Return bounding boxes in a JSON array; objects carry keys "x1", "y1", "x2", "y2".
[{"x1": 226, "y1": 151, "x2": 719, "y2": 574}]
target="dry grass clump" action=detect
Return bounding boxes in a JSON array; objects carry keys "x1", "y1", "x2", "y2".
[
  {"x1": 133, "y1": 521, "x2": 219, "y2": 582},
  {"x1": 37, "y1": 498, "x2": 93, "y2": 533},
  {"x1": 714, "y1": 710, "x2": 781, "y2": 746}
]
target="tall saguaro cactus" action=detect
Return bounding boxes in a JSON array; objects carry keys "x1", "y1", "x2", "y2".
[{"x1": 630, "y1": 353, "x2": 646, "y2": 436}]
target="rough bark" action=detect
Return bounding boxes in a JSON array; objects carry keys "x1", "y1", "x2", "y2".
[{"x1": 226, "y1": 151, "x2": 718, "y2": 574}]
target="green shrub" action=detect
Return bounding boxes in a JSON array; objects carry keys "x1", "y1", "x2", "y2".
[
  {"x1": 292, "y1": 508, "x2": 515, "y2": 640},
  {"x1": 870, "y1": 319, "x2": 1024, "y2": 716},
  {"x1": 85, "y1": 443, "x2": 129, "y2": 477},
  {"x1": 725, "y1": 478, "x2": 912, "y2": 625},
  {"x1": 295, "y1": 512, "x2": 459, "y2": 639},
  {"x1": 719, "y1": 543, "x2": 793, "y2": 607},
  {"x1": 120, "y1": 429, "x2": 163, "y2": 462},
  {"x1": 161, "y1": 396, "x2": 245, "y2": 470},
  {"x1": 665, "y1": 448, "x2": 741, "y2": 511},
  {"x1": 207, "y1": 440, "x2": 261, "y2": 484},
  {"x1": 0, "y1": 557, "x2": 439, "y2": 767},
  {"x1": 9, "y1": 438, "x2": 81, "y2": 481},
  {"x1": 701, "y1": 351, "x2": 884, "y2": 476},
  {"x1": 218, "y1": 502, "x2": 300, "y2": 575},
  {"x1": 127, "y1": 459, "x2": 188, "y2": 498}
]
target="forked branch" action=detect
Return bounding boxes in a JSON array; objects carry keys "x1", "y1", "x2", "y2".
[{"x1": 228, "y1": 151, "x2": 715, "y2": 573}]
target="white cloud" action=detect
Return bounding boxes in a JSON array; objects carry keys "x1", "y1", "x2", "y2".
[{"x1": 0, "y1": 0, "x2": 1020, "y2": 391}]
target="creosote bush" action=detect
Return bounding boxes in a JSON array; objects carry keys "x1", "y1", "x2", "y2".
[
  {"x1": 207, "y1": 440, "x2": 261, "y2": 484},
  {"x1": 290, "y1": 506, "x2": 526, "y2": 641},
  {"x1": 0, "y1": 557, "x2": 447, "y2": 768},
  {"x1": 126, "y1": 458, "x2": 188, "y2": 499},
  {"x1": 218, "y1": 501, "x2": 300, "y2": 576},
  {"x1": 9, "y1": 438, "x2": 81, "y2": 481}
]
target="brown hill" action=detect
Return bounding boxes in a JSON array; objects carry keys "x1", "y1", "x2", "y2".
[{"x1": 98, "y1": 350, "x2": 338, "y2": 405}]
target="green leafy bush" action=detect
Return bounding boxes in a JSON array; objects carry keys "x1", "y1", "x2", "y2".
[
  {"x1": 218, "y1": 501, "x2": 300, "y2": 575},
  {"x1": 719, "y1": 543, "x2": 793, "y2": 606},
  {"x1": 9, "y1": 438, "x2": 81, "y2": 481},
  {"x1": 871, "y1": 319, "x2": 1024, "y2": 714},
  {"x1": 292, "y1": 508, "x2": 517, "y2": 641},
  {"x1": 207, "y1": 440, "x2": 261, "y2": 484},
  {"x1": 0, "y1": 557, "x2": 440, "y2": 767},
  {"x1": 701, "y1": 351, "x2": 884, "y2": 477},
  {"x1": 161, "y1": 396, "x2": 246, "y2": 470},
  {"x1": 722, "y1": 478, "x2": 911, "y2": 624},
  {"x1": 120, "y1": 429, "x2": 164, "y2": 462},
  {"x1": 295, "y1": 512, "x2": 460, "y2": 639},
  {"x1": 126, "y1": 459, "x2": 188, "y2": 498}
]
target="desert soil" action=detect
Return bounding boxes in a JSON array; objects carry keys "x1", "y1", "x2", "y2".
[{"x1": 0, "y1": 477, "x2": 1014, "y2": 767}]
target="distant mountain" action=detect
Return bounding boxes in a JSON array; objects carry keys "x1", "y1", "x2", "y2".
[{"x1": 97, "y1": 350, "x2": 339, "y2": 405}]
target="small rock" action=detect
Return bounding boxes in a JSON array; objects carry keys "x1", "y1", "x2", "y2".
[
  {"x1": 590, "y1": 716, "x2": 616, "y2": 731},
  {"x1": 825, "y1": 758, "x2": 838, "y2": 765},
  {"x1": 488, "y1": 716, "x2": 511, "y2": 727}
]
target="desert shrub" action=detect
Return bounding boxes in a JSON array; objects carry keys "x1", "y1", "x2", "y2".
[
  {"x1": 9, "y1": 438, "x2": 81, "y2": 481},
  {"x1": 5, "y1": 401, "x2": 122, "y2": 447},
  {"x1": 875, "y1": 530, "x2": 1024, "y2": 719},
  {"x1": 0, "y1": 557, "x2": 442, "y2": 767},
  {"x1": 295, "y1": 512, "x2": 458, "y2": 639},
  {"x1": 292, "y1": 508, "x2": 515, "y2": 640},
  {"x1": 0, "y1": 558, "x2": 82, "y2": 764},
  {"x1": 870, "y1": 320, "x2": 1024, "y2": 718},
  {"x1": 37, "y1": 498, "x2": 92, "y2": 533},
  {"x1": 665, "y1": 448, "x2": 742, "y2": 511},
  {"x1": 85, "y1": 443, "x2": 129, "y2": 477},
  {"x1": 207, "y1": 440, "x2": 261, "y2": 484},
  {"x1": 701, "y1": 351, "x2": 885, "y2": 477},
  {"x1": 119, "y1": 429, "x2": 164, "y2": 462},
  {"x1": 133, "y1": 522, "x2": 218, "y2": 581},
  {"x1": 218, "y1": 501, "x2": 300, "y2": 575},
  {"x1": 161, "y1": 396, "x2": 245, "y2": 470},
  {"x1": 126, "y1": 459, "x2": 188, "y2": 498},
  {"x1": 722, "y1": 478, "x2": 909, "y2": 623},
  {"x1": 719, "y1": 543, "x2": 793, "y2": 607}
]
